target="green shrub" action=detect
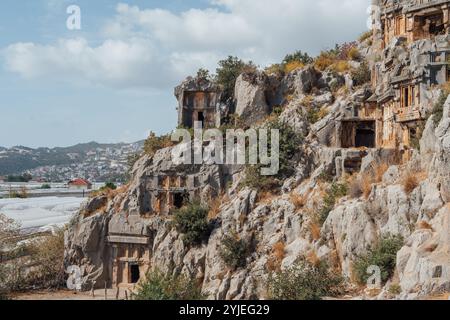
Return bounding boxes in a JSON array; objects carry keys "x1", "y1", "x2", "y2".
[
  {"x1": 242, "y1": 165, "x2": 278, "y2": 191},
  {"x1": 144, "y1": 132, "x2": 174, "y2": 156},
  {"x1": 267, "y1": 259, "x2": 343, "y2": 300},
  {"x1": 242, "y1": 120, "x2": 303, "y2": 192},
  {"x1": 133, "y1": 270, "x2": 204, "y2": 300},
  {"x1": 283, "y1": 50, "x2": 314, "y2": 65},
  {"x1": 216, "y1": 56, "x2": 257, "y2": 101},
  {"x1": 40, "y1": 184, "x2": 51, "y2": 189},
  {"x1": 431, "y1": 92, "x2": 448, "y2": 126},
  {"x1": 389, "y1": 284, "x2": 401, "y2": 295},
  {"x1": 318, "y1": 171, "x2": 333, "y2": 183},
  {"x1": 196, "y1": 68, "x2": 212, "y2": 81},
  {"x1": 268, "y1": 120, "x2": 303, "y2": 179},
  {"x1": 173, "y1": 202, "x2": 211, "y2": 246},
  {"x1": 265, "y1": 63, "x2": 284, "y2": 75},
  {"x1": 307, "y1": 107, "x2": 320, "y2": 124},
  {"x1": 354, "y1": 234, "x2": 404, "y2": 285},
  {"x1": 318, "y1": 182, "x2": 348, "y2": 224},
  {"x1": 358, "y1": 31, "x2": 372, "y2": 43},
  {"x1": 100, "y1": 182, "x2": 117, "y2": 191},
  {"x1": 351, "y1": 62, "x2": 371, "y2": 86},
  {"x1": 410, "y1": 121, "x2": 425, "y2": 151},
  {"x1": 6, "y1": 174, "x2": 32, "y2": 183},
  {"x1": 220, "y1": 234, "x2": 253, "y2": 270}
]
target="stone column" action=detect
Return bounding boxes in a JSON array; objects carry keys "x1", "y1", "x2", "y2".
[{"x1": 406, "y1": 13, "x2": 415, "y2": 43}]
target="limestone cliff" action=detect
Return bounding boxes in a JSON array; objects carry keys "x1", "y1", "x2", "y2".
[{"x1": 65, "y1": 3, "x2": 450, "y2": 299}]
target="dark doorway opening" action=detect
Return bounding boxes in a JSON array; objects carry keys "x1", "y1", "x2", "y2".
[
  {"x1": 130, "y1": 264, "x2": 140, "y2": 284},
  {"x1": 173, "y1": 193, "x2": 185, "y2": 209},
  {"x1": 198, "y1": 112, "x2": 205, "y2": 127},
  {"x1": 355, "y1": 122, "x2": 376, "y2": 148},
  {"x1": 428, "y1": 14, "x2": 444, "y2": 35}
]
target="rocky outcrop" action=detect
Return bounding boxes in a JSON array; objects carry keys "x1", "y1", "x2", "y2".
[
  {"x1": 234, "y1": 72, "x2": 271, "y2": 126},
  {"x1": 65, "y1": 43, "x2": 450, "y2": 301}
]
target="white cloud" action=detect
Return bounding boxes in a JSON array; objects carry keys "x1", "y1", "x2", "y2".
[{"x1": 3, "y1": 0, "x2": 370, "y2": 89}]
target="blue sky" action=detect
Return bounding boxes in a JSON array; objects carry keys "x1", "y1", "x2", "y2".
[{"x1": 0, "y1": 0, "x2": 370, "y2": 148}]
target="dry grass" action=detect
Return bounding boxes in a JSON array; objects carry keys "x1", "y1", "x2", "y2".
[
  {"x1": 284, "y1": 61, "x2": 305, "y2": 73},
  {"x1": 330, "y1": 60, "x2": 350, "y2": 73},
  {"x1": 306, "y1": 250, "x2": 320, "y2": 267},
  {"x1": 417, "y1": 221, "x2": 433, "y2": 231},
  {"x1": 273, "y1": 242, "x2": 286, "y2": 262},
  {"x1": 266, "y1": 241, "x2": 286, "y2": 272},
  {"x1": 402, "y1": 172, "x2": 420, "y2": 194},
  {"x1": 317, "y1": 107, "x2": 329, "y2": 119},
  {"x1": 347, "y1": 171, "x2": 373, "y2": 200},
  {"x1": 348, "y1": 47, "x2": 361, "y2": 61},
  {"x1": 208, "y1": 196, "x2": 223, "y2": 220},
  {"x1": 309, "y1": 222, "x2": 321, "y2": 241},
  {"x1": 361, "y1": 173, "x2": 374, "y2": 199},
  {"x1": 372, "y1": 162, "x2": 389, "y2": 183},
  {"x1": 301, "y1": 95, "x2": 314, "y2": 108},
  {"x1": 257, "y1": 191, "x2": 276, "y2": 204},
  {"x1": 330, "y1": 249, "x2": 342, "y2": 271},
  {"x1": 285, "y1": 94, "x2": 295, "y2": 103},
  {"x1": 441, "y1": 80, "x2": 450, "y2": 94},
  {"x1": 290, "y1": 192, "x2": 306, "y2": 210},
  {"x1": 314, "y1": 52, "x2": 335, "y2": 71},
  {"x1": 358, "y1": 31, "x2": 372, "y2": 42}
]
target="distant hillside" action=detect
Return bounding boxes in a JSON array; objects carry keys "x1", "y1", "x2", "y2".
[{"x1": 0, "y1": 141, "x2": 144, "y2": 177}]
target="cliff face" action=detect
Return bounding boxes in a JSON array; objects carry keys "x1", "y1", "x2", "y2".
[{"x1": 65, "y1": 30, "x2": 450, "y2": 299}]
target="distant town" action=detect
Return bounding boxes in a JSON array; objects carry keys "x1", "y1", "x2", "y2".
[{"x1": 0, "y1": 141, "x2": 144, "y2": 184}]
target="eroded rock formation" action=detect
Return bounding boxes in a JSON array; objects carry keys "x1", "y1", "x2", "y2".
[{"x1": 65, "y1": 0, "x2": 450, "y2": 300}]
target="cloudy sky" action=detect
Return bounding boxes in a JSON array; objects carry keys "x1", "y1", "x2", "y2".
[{"x1": 0, "y1": 0, "x2": 370, "y2": 148}]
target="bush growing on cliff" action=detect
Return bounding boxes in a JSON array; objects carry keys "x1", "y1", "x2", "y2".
[
  {"x1": 351, "y1": 62, "x2": 371, "y2": 86},
  {"x1": 25, "y1": 229, "x2": 66, "y2": 289},
  {"x1": 358, "y1": 31, "x2": 372, "y2": 43},
  {"x1": 267, "y1": 259, "x2": 343, "y2": 300},
  {"x1": 196, "y1": 68, "x2": 212, "y2": 81},
  {"x1": 431, "y1": 91, "x2": 448, "y2": 126},
  {"x1": 144, "y1": 132, "x2": 174, "y2": 157},
  {"x1": 354, "y1": 234, "x2": 404, "y2": 285},
  {"x1": 268, "y1": 120, "x2": 303, "y2": 179},
  {"x1": 283, "y1": 50, "x2": 314, "y2": 66},
  {"x1": 314, "y1": 51, "x2": 336, "y2": 71},
  {"x1": 133, "y1": 270, "x2": 204, "y2": 300},
  {"x1": 281, "y1": 50, "x2": 313, "y2": 73},
  {"x1": 242, "y1": 120, "x2": 303, "y2": 191},
  {"x1": 220, "y1": 234, "x2": 253, "y2": 270},
  {"x1": 99, "y1": 182, "x2": 117, "y2": 192},
  {"x1": 0, "y1": 216, "x2": 65, "y2": 292},
  {"x1": 173, "y1": 202, "x2": 212, "y2": 246},
  {"x1": 318, "y1": 182, "x2": 348, "y2": 225},
  {"x1": 216, "y1": 56, "x2": 257, "y2": 101}
]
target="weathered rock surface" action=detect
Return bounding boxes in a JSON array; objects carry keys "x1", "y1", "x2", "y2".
[
  {"x1": 234, "y1": 72, "x2": 270, "y2": 126},
  {"x1": 65, "y1": 65, "x2": 450, "y2": 301}
]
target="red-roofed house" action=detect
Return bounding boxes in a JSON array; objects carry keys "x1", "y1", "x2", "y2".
[{"x1": 68, "y1": 178, "x2": 92, "y2": 190}]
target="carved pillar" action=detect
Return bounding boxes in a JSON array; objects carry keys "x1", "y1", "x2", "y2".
[{"x1": 406, "y1": 13, "x2": 415, "y2": 43}]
